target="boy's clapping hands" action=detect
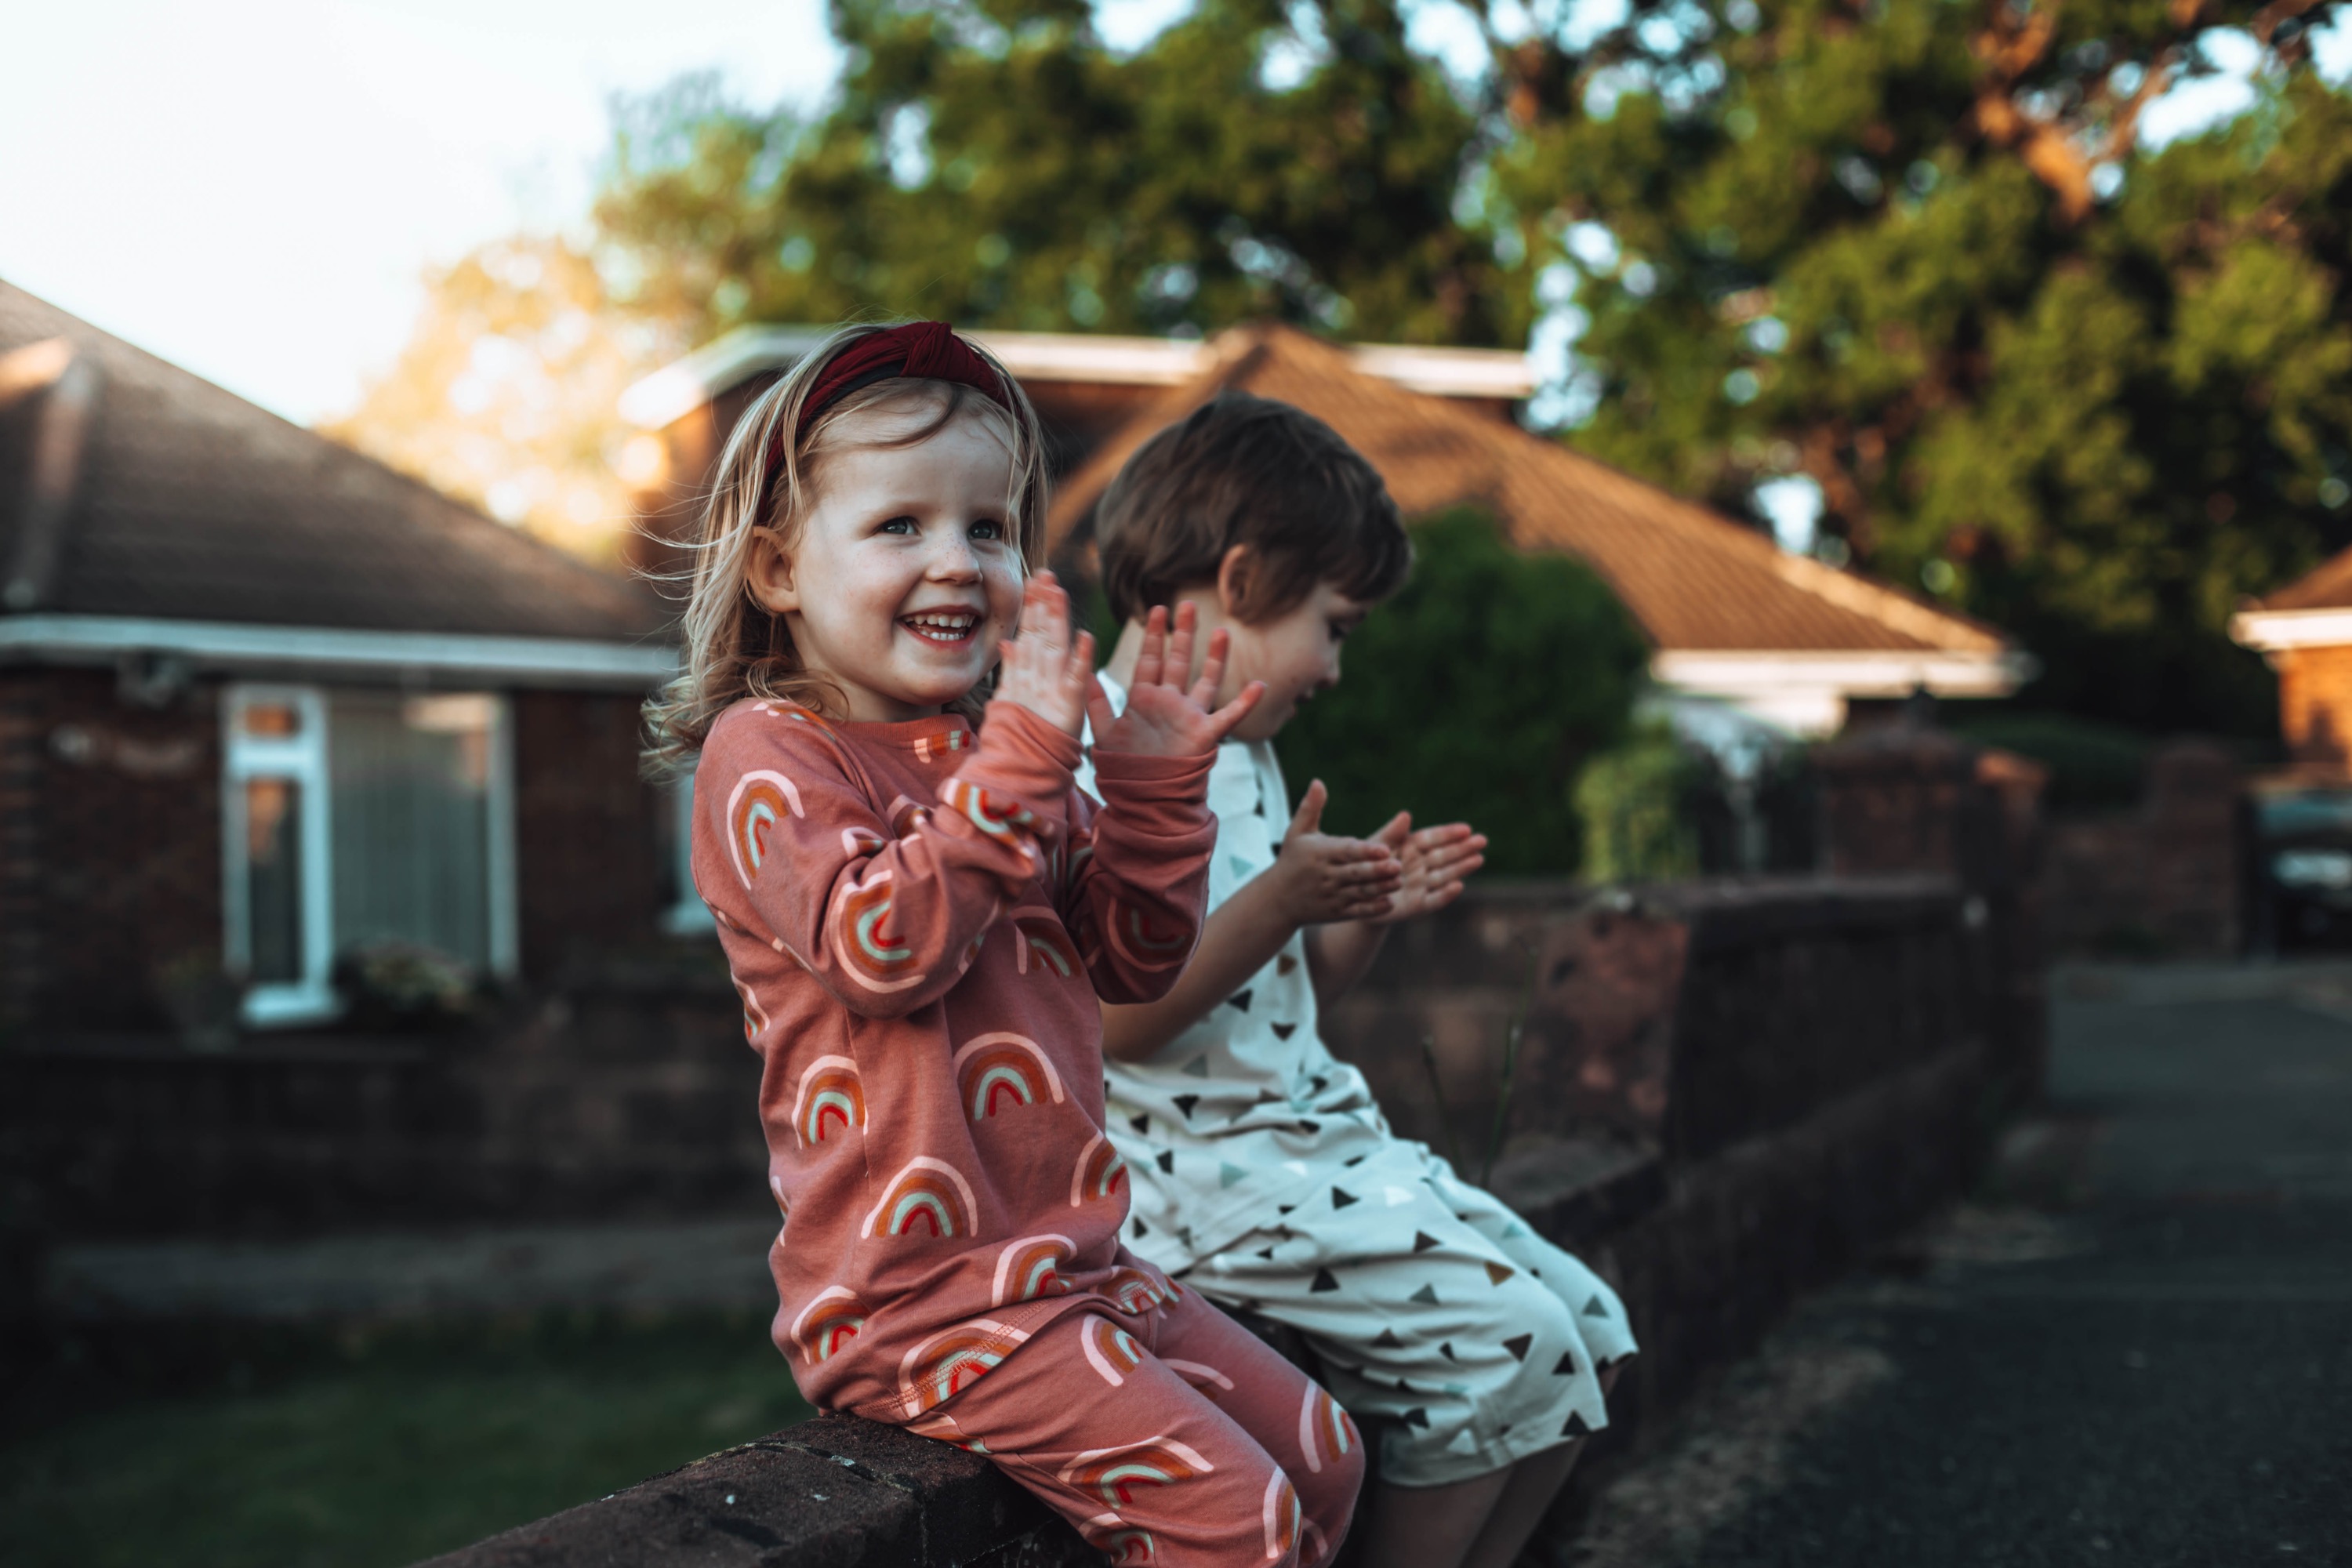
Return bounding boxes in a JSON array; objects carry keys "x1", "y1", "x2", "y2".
[{"x1": 1267, "y1": 784, "x2": 1486, "y2": 928}]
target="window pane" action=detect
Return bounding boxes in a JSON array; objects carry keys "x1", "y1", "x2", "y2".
[
  {"x1": 328, "y1": 691, "x2": 492, "y2": 969},
  {"x1": 244, "y1": 778, "x2": 305, "y2": 983},
  {"x1": 241, "y1": 702, "x2": 303, "y2": 738}
]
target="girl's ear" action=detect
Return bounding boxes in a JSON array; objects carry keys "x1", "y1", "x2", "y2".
[
  {"x1": 1214, "y1": 544, "x2": 1258, "y2": 620},
  {"x1": 745, "y1": 528, "x2": 801, "y2": 615}
]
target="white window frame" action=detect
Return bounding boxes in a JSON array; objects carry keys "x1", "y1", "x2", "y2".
[
  {"x1": 223, "y1": 682, "x2": 521, "y2": 1027},
  {"x1": 223, "y1": 685, "x2": 336, "y2": 1025}
]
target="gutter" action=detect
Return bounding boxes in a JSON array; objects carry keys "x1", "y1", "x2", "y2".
[
  {"x1": 1650, "y1": 648, "x2": 2038, "y2": 699},
  {"x1": 0, "y1": 614, "x2": 678, "y2": 690},
  {"x1": 2230, "y1": 607, "x2": 2352, "y2": 653}
]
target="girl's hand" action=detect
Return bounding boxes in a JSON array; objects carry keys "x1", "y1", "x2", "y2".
[
  {"x1": 1090, "y1": 602, "x2": 1265, "y2": 757},
  {"x1": 1359, "y1": 814, "x2": 1486, "y2": 924},
  {"x1": 995, "y1": 572, "x2": 1095, "y2": 738},
  {"x1": 1268, "y1": 780, "x2": 1403, "y2": 925}
]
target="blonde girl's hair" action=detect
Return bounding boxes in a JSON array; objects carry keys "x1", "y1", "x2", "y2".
[{"x1": 641, "y1": 323, "x2": 1050, "y2": 775}]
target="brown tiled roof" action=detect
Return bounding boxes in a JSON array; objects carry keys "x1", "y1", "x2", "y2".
[
  {"x1": 1047, "y1": 325, "x2": 2007, "y2": 656},
  {"x1": 0, "y1": 279, "x2": 666, "y2": 643},
  {"x1": 2256, "y1": 546, "x2": 2352, "y2": 613}
]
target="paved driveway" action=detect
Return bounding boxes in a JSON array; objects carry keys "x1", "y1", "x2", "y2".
[{"x1": 1561, "y1": 965, "x2": 2352, "y2": 1568}]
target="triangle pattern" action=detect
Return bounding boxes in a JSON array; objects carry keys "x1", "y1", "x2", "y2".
[
  {"x1": 1226, "y1": 990, "x2": 1254, "y2": 1012},
  {"x1": 1403, "y1": 1406, "x2": 1430, "y2": 1428},
  {"x1": 1485, "y1": 1262, "x2": 1516, "y2": 1287},
  {"x1": 1276, "y1": 953, "x2": 1298, "y2": 975},
  {"x1": 1128, "y1": 1112, "x2": 1150, "y2": 1134},
  {"x1": 1582, "y1": 1294, "x2": 1611, "y2": 1319},
  {"x1": 1310, "y1": 1268, "x2": 1341, "y2": 1294},
  {"x1": 1219, "y1": 1162, "x2": 1248, "y2": 1189},
  {"x1": 1271, "y1": 1022, "x2": 1298, "y2": 1040},
  {"x1": 1502, "y1": 1333, "x2": 1533, "y2": 1362},
  {"x1": 1181, "y1": 1055, "x2": 1211, "y2": 1078},
  {"x1": 1373, "y1": 1327, "x2": 1405, "y2": 1348},
  {"x1": 1412, "y1": 1232, "x2": 1442, "y2": 1253},
  {"x1": 1552, "y1": 1352, "x2": 1578, "y2": 1376},
  {"x1": 1155, "y1": 1150, "x2": 1175, "y2": 1174},
  {"x1": 1409, "y1": 1283, "x2": 1439, "y2": 1305},
  {"x1": 1330, "y1": 1187, "x2": 1359, "y2": 1209},
  {"x1": 1172, "y1": 1094, "x2": 1201, "y2": 1120},
  {"x1": 1563, "y1": 1411, "x2": 1592, "y2": 1438}
]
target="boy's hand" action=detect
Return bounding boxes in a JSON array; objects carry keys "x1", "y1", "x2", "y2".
[
  {"x1": 1091, "y1": 602, "x2": 1265, "y2": 757},
  {"x1": 996, "y1": 572, "x2": 1095, "y2": 738},
  {"x1": 1360, "y1": 813, "x2": 1486, "y2": 924},
  {"x1": 1268, "y1": 780, "x2": 1403, "y2": 925}
]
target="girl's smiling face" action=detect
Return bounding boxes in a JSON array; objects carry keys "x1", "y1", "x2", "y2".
[{"x1": 745, "y1": 405, "x2": 1024, "y2": 722}]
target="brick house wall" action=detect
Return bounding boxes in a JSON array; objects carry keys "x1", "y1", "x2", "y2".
[
  {"x1": 510, "y1": 688, "x2": 672, "y2": 979},
  {"x1": 0, "y1": 668, "x2": 672, "y2": 1036},
  {"x1": 0, "y1": 668, "x2": 223, "y2": 1034},
  {"x1": 2273, "y1": 644, "x2": 2352, "y2": 767}
]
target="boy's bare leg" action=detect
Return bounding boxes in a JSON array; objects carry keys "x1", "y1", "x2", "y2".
[
  {"x1": 1459, "y1": 1443, "x2": 1585, "y2": 1568},
  {"x1": 1360, "y1": 1468, "x2": 1511, "y2": 1568}
]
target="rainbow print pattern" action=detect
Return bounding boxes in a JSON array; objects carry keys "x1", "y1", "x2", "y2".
[
  {"x1": 1080, "y1": 1519, "x2": 1157, "y2": 1567},
  {"x1": 897, "y1": 1316, "x2": 1031, "y2": 1417},
  {"x1": 1163, "y1": 1357, "x2": 1233, "y2": 1392},
  {"x1": 884, "y1": 794, "x2": 927, "y2": 837},
  {"x1": 1080, "y1": 1314, "x2": 1146, "y2": 1387},
  {"x1": 1262, "y1": 1472, "x2": 1301, "y2": 1563},
  {"x1": 1104, "y1": 1265, "x2": 1175, "y2": 1316},
  {"x1": 828, "y1": 872, "x2": 927, "y2": 993},
  {"x1": 1070, "y1": 1133, "x2": 1130, "y2": 1207},
  {"x1": 939, "y1": 778, "x2": 1036, "y2": 846},
  {"x1": 861, "y1": 1156, "x2": 980, "y2": 1240},
  {"x1": 1105, "y1": 900, "x2": 1192, "y2": 972},
  {"x1": 840, "y1": 826, "x2": 885, "y2": 858},
  {"x1": 735, "y1": 978, "x2": 769, "y2": 1047},
  {"x1": 989, "y1": 1233, "x2": 1076, "y2": 1307},
  {"x1": 789, "y1": 1286, "x2": 866, "y2": 1363},
  {"x1": 1057, "y1": 1436, "x2": 1215, "y2": 1511},
  {"x1": 1296, "y1": 1385, "x2": 1358, "y2": 1476},
  {"x1": 953, "y1": 1031, "x2": 1067, "y2": 1121},
  {"x1": 768, "y1": 1172, "x2": 791, "y2": 1221},
  {"x1": 1014, "y1": 917, "x2": 1079, "y2": 978},
  {"x1": 789, "y1": 1054, "x2": 866, "y2": 1146},
  {"x1": 726, "y1": 770, "x2": 804, "y2": 886},
  {"x1": 912, "y1": 728, "x2": 971, "y2": 763}
]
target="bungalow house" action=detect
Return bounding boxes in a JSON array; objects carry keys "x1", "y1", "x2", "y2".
[
  {"x1": 621, "y1": 322, "x2": 2025, "y2": 739},
  {"x1": 2230, "y1": 551, "x2": 2352, "y2": 946},
  {"x1": 0, "y1": 279, "x2": 681, "y2": 1036}
]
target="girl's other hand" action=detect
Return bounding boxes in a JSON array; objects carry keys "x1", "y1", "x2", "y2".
[
  {"x1": 1090, "y1": 602, "x2": 1265, "y2": 757},
  {"x1": 995, "y1": 572, "x2": 1095, "y2": 738},
  {"x1": 1269, "y1": 780, "x2": 1403, "y2": 926},
  {"x1": 1361, "y1": 814, "x2": 1486, "y2": 924}
]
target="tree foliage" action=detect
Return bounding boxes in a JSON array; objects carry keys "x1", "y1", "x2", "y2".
[
  {"x1": 590, "y1": 0, "x2": 2352, "y2": 735},
  {"x1": 593, "y1": 0, "x2": 1508, "y2": 347},
  {"x1": 1273, "y1": 510, "x2": 1649, "y2": 874},
  {"x1": 325, "y1": 238, "x2": 679, "y2": 564},
  {"x1": 1486, "y1": 0, "x2": 2352, "y2": 731}
]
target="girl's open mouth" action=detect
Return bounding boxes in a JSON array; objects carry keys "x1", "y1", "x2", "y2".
[{"x1": 900, "y1": 610, "x2": 981, "y2": 646}]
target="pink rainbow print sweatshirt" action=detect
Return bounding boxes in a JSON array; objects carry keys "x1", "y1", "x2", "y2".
[{"x1": 691, "y1": 695, "x2": 1217, "y2": 1421}]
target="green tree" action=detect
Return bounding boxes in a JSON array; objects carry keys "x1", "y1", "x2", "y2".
[
  {"x1": 594, "y1": 0, "x2": 1508, "y2": 348},
  {"x1": 1273, "y1": 510, "x2": 1649, "y2": 875},
  {"x1": 1485, "y1": 0, "x2": 2352, "y2": 732}
]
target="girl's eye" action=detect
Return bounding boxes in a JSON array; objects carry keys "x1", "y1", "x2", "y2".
[
  {"x1": 877, "y1": 516, "x2": 919, "y2": 535},
  {"x1": 969, "y1": 518, "x2": 1006, "y2": 542}
]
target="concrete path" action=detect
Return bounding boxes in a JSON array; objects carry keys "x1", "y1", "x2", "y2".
[{"x1": 1560, "y1": 964, "x2": 2352, "y2": 1567}]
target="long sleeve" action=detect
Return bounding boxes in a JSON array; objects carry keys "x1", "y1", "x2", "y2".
[
  {"x1": 1060, "y1": 746, "x2": 1218, "y2": 1005},
  {"x1": 695, "y1": 701, "x2": 1082, "y2": 1019}
]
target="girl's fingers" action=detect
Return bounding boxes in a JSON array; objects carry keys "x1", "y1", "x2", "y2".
[
  {"x1": 1066, "y1": 629, "x2": 1097, "y2": 690},
  {"x1": 1162, "y1": 602, "x2": 1197, "y2": 691},
  {"x1": 1203, "y1": 678, "x2": 1265, "y2": 742},
  {"x1": 1084, "y1": 674, "x2": 1116, "y2": 738},
  {"x1": 1133, "y1": 605, "x2": 1169, "y2": 691},
  {"x1": 1189, "y1": 626, "x2": 1229, "y2": 709}
]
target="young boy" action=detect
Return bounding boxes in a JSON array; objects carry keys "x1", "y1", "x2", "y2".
[{"x1": 1077, "y1": 394, "x2": 1637, "y2": 1568}]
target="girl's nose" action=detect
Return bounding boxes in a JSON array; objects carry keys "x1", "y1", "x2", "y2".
[{"x1": 925, "y1": 528, "x2": 982, "y2": 581}]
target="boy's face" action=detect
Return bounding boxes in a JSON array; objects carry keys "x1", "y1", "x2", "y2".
[{"x1": 1214, "y1": 580, "x2": 1370, "y2": 742}]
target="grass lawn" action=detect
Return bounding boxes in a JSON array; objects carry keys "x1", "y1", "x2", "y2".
[{"x1": 0, "y1": 1310, "x2": 812, "y2": 1568}]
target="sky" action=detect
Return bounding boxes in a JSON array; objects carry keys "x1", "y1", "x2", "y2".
[{"x1": 2, "y1": 0, "x2": 2342, "y2": 430}]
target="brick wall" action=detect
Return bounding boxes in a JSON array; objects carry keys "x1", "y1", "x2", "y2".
[
  {"x1": 2275, "y1": 645, "x2": 2352, "y2": 767},
  {"x1": 0, "y1": 667, "x2": 223, "y2": 1033},
  {"x1": 510, "y1": 688, "x2": 671, "y2": 979},
  {"x1": 0, "y1": 669, "x2": 673, "y2": 1036},
  {"x1": 2041, "y1": 740, "x2": 2243, "y2": 957}
]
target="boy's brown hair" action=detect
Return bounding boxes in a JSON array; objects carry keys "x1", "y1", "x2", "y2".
[{"x1": 1093, "y1": 393, "x2": 1411, "y2": 624}]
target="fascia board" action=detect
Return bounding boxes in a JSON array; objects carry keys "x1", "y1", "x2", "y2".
[
  {"x1": 0, "y1": 614, "x2": 677, "y2": 689},
  {"x1": 1650, "y1": 648, "x2": 2037, "y2": 699}
]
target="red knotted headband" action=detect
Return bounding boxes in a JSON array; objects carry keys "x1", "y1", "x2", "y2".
[{"x1": 763, "y1": 321, "x2": 1014, "y2": 504}]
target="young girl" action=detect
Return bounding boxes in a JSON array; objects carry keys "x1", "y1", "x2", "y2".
[{"x1": 644, "y1": 322, "x2": 1363, "y2": 1567}]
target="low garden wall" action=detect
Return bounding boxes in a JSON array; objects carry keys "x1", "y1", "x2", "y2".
[{"x1": 411, "y1": 870, "x2": 2027, "y2": 1567}]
